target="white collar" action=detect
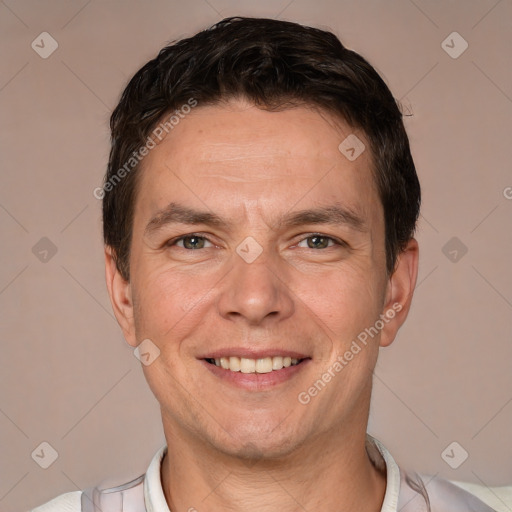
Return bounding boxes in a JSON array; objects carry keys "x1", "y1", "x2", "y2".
[{"x1": 143, "y1": 433, "x2": 401, "y2": 512}]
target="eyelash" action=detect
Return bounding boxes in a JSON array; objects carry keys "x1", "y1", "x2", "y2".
[
  {"x1": 166, "y1": 233, "x2": 347, "y2": 250},
  {"x1": 165, "y1": 234, "x2": 211, "y2": 249}
]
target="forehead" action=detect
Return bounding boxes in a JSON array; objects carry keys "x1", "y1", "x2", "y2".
[{"x1": 135, "y1": 100, "x2": 381, "y2": 228}]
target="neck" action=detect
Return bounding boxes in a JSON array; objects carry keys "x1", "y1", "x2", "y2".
[{"x1": 160, "y1": 426, "x2": 386, "y2": 512}]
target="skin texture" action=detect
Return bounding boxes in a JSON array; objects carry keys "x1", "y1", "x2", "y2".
[{"x1": 105, "y1": 99, "x2": 419, "y2": 511}]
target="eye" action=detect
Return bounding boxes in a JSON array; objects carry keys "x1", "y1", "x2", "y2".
[
  {"x1": 296, "y1": 234, "x2": 344, "y2": 249},
  {"x1": 167, "y1": 234, "x2": 214, "y2": 250}
]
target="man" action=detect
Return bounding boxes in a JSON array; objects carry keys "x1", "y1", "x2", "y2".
[{"x1": 32, "y1": 16, "x2": 510, "y2": 512}]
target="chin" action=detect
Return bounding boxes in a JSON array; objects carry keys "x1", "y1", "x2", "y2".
[
  {"x1": 219, "y1": 438, "x2": 300, "y2": 462},
  {"x1": 208, "y1": 419, "x2": 308, "y2": 462}
]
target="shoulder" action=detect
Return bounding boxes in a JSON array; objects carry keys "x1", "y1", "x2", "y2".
[
  {"x1": 28, "y1": 445, "x2": 165, "y2": 512},
  {"x1": 30, "y1": 491, "x2": 82, "y2": 512},
  {"x1": 451, "y1": 479, "x2": 512, "y2": 512},
  {"x1": 403, "y1": 471, "x2": 512, "y2": 512}
]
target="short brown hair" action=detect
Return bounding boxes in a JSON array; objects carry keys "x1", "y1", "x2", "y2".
[{"x1": 102, "y1": 16, "x2": 420, "y2": 280}]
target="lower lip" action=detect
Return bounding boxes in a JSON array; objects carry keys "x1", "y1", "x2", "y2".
[{"x1": 200, "y1": 359, "x2": 310, "y2": 390}]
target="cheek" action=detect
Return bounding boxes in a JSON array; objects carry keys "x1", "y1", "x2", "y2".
[
  {"x1": 308, "y1": 263, "x2": 385, "y2": 337},
  {"x1": 131, "y1": 263, "x2": 216, "y2": 343}
]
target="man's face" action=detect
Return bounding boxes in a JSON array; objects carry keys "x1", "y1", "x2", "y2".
[{"x1": 113, "y1": 100, "x2": 405, "y2": 458}]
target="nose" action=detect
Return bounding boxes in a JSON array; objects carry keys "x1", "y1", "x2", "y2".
[{"x1": 217, "y1": 250, "x2": 295, "y2": 326}]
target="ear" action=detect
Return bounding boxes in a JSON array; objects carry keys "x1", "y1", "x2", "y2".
[
  {"x1": 104, "y1": 246, "x2": 137, "y2": 347},
  {"x1": 379, "y1": 238, "x2": 419, "y2": 348}
]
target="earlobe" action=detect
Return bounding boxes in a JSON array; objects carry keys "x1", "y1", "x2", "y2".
[
  {"x1": 104, "y1": 246, "x2": 138, "y2": 347},
  {"x1": 379, "y1": 238, "x2": 419, "y2": 347}
]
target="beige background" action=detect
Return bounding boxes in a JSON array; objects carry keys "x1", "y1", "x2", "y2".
[{"x1": 0, "y1": 0, "x2": 511, "y2": 510}]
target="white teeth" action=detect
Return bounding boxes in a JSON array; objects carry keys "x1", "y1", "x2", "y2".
[
  {"x1": 240, "y1": 358, "x2": 256, "y2": 373},
  {"x1": 229, "y1": 356, "x2": 241, "y2": 372},
  {"x1": 209, "y1": 355, "x2": 303, "y2": 373},
  {"x1": 255, "y1": 357, "x2": 273, "y2": 373},
  {"x1": 272, "y1": 356, "x2": 283, "y2": 370}
]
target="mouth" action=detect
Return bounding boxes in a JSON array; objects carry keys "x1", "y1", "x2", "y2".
[
  {"x1": 197, "y1": 347, "x2": 313, "y2": 392},
  {"x1": 200, "y1": 352, "x2": 311, "y2": 390},
  {"x1": 204, "y1": 356, "x2": 307, "y2": 373}
]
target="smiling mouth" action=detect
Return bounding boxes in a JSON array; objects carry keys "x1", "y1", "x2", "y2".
[{"x1": 205, "y1": 356, "x2": 307, "y2": 373}]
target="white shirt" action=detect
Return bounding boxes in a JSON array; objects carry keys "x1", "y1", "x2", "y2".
[{"x1": 31, "y1": 435, "x2": 511, "y2": 512}]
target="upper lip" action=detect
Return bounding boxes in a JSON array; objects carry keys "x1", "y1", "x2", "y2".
[{"x1": 199, "y1": 349, "x2": 310, "y2": 360}]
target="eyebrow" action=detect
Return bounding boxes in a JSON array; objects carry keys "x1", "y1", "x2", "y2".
[
  {"x1": 145, "y1": 203, "x2": 230, "y2": 236},
  {"x1": 144, "y1": 201, "x2": 366, "y2": 236}
]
